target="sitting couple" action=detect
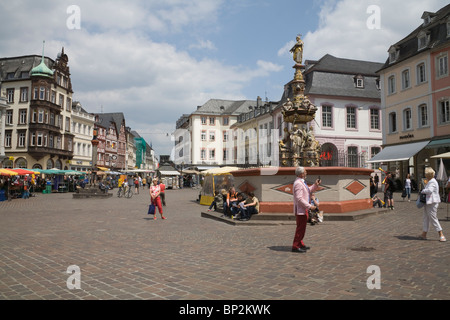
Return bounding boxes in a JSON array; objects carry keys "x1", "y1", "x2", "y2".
[{"x1": 222, "y1": 187, "x2": 259, "y2": 221}]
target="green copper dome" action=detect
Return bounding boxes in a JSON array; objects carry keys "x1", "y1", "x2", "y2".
[{"x1": 30, "y1": 41, "x2": 54, "y2": 78}]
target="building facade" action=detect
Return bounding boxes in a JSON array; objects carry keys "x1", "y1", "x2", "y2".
[
  {"x1": 370, "y1": 4, "x2": 450, "y2": 182},
  {"x1": 70, "y1": 101, "x2": 95, "y2": 172},
  {"x1": 0, "y1": 48, "x2": 75, "y2": 169}
]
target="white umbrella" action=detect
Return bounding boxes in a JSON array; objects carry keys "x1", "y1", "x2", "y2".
[{"x1": 437, "y1": 158, "x2": 448, "y2": 181}]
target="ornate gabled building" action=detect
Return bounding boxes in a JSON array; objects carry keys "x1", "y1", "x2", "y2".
[
  {"x1": 94, "y1": 112, "x2": 127, "y2": 170},
  {"x1": 0, "y1": 45, "x2": 75, "y2": 169}
]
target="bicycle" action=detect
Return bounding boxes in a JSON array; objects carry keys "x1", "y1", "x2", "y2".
[
  {"x1": 124, "y1": 186, "x2": 133, "y2": 198},
  {"x1": 117, "y1": 187, "x2": 124, "y2": 198}
]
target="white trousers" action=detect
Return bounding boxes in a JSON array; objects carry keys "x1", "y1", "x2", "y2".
[{"x1": 423, "y1": 203, "x2": 442, "y2": 232}]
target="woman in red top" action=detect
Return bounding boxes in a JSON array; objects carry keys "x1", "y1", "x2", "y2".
[{"x1": 150, "y1": 178, "x2": 166, "y2": 220}]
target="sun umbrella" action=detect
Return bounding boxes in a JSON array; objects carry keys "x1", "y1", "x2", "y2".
[
  {"x1": 10, "y1": 168, "x2": 40, "y2": 175},
  {"x1": 436, "y1": 158, "x2": 448, "y2": 182},
  {"x1": 0, "y1": 168, "x2": 19, "y2": 176}
]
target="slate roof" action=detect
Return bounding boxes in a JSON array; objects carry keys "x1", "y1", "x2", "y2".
[
  {"x1": 0, "y1": 55, "x2": 54, "y2": 81},
  {"x1": 192, "y1": 99, "x2": 259, "y2": 116},
  {"x1": 278, "y1": 54, "x2": 383, "y2": 104},
  {"x1": 96, "y1": 112, "x2": 125, "y2": 134},
  {"x1": 378, "y1": 4, "x2": 450, "y2": 72}
]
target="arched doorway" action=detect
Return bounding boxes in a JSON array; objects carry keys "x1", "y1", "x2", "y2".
[{"x1": 319, "y1": 143, "x2": 338, "y2": 167}]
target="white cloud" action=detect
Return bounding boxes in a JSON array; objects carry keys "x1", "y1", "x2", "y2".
[
  {"x1": 189, "y1": 40, "x2": 217, "y2": 51},
  {"x1": 279, "y1": 0, "x2": 448, "y2": 63}
]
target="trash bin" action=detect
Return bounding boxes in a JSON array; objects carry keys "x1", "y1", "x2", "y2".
[
  {"x1": 0, "y1": 190, "x2": 5, "y2": 201},
  {"x1": 46, "y1": 185, "x2": 52, "y2": 194}
]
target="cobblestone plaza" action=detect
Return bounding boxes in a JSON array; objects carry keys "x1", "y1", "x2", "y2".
[{"x1": 0, "y1": 188, "x2": 449, "y2": 301}]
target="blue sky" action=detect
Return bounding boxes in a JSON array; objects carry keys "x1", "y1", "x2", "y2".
[{"x1": 0, "y1": 0, "x2": 447, "y2": 158}]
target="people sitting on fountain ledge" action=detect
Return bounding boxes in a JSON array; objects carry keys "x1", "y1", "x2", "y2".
[{"x1": 235, "y1": 192, "x2": 260, "y2": 221}]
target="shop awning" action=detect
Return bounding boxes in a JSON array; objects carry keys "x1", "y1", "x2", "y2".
[
  {"x1": 159, "y1": 170, "x2": 180, "y2": 176},
  {"x1": 367, "y1": 140, "x2": 430, "y2": 163},
  {"x1": 425, "y1": 138, "x2": 450, "y2": 149}
]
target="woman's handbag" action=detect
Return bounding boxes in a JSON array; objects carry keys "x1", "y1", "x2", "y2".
[
  {"x1": 419, "y1": 192, "x2": 426, "y2": 203},
  {"x1": 148, "y1": 204, "x2": 155, "y2": 215},
  {"x1": 416, "y1": 192, "x2": 426, "y2": 209}
]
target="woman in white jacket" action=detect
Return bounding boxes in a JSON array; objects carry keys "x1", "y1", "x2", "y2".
[{"x1": 419, "y1": 167, "x2": 446, "y2": 242}]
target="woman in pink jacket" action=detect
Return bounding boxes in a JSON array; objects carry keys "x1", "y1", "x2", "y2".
[
  {"x1": 292, "y1": 166, "x2": 321, "y2": 253},
  {"x1": 150, "y1": 178, "x2": 166, "y2": 220}
]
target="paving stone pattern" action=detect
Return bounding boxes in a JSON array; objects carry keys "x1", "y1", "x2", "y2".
[{"x1": 0, "y1": 188, "x2": 449, "y2": 300}]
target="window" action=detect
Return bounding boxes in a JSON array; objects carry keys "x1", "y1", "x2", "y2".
[
  {"x1": 20, "y1": 87, "x2": 28, "y2": 102},
  {"x1": 209, "y1": 149, "x2": 215, "y2": 160},
  {"x1": 201, "y1": 130, "x2": 206, "y2": 141},
  {"x1": 30, "y1": 132, "x2": 36, "y2": 146},
  {"x1": 59, "y1": 94, "x2": 64, "y2": 107},
  {"x1": 370, "y1": 108, "x2": 380, "y2": 130},
  {"x1": 418, "y1": 32, "x2": 428, "y2": 50},
  {"x1": 418, "y1": 104, "x2": 428, "y2": 127},
  {"x1": 223, "y1": 130, "x2": 229, "y2": 142},
  {"x1": 223, "y1": 148, "x2": 228, "y2": 161},
  {"x1": 403, "y1": 108, "x2": 412, "y2": 130},
  {"x1": 437, "y1": 54, "x2": 448, "y2": 78},
  {"x1": 19, "y1": 109, "x2": 27, "y2": 124},
  {"x1": 389, "y1": 112, "x2": 397, "y2": 133},
  {"x1": 65, "y1": 117, "x2": 70, "y2": 132},
  {"x1": 209, "y1": 117, "x2": 215, "y2": 125},
  {"x1": 346, "y1": 106, "x2": 356, "y2": 129},
  {"x1": 200, "y1": 148, "x2": 207, "y2": 160},
  {"x1": 347, "y1": 146, "x2": 358, "y2": 168},
  {"x1": 209, "y1": 131, "x2": 215, "y2": 141},
  {"x1": 439, "y1": 99, "x2": 450, "y2": 124},
  {"x1": 200, "y1": 116, "x2": 207, "y2": 125},
  {"x1": 401, "y1": 69, "x2": 410, "y2": 89},
  {"x1": 7, "y1": 89, "x2": 14, "y2": 103},
  {"x1": 37, "y1": 133, "x2": 43, "y2": 146},
  {"x1": 354, "y1": 75, "x2": 364, "y2": 88},
  {"x1": 39, "y1": 87, "x2": 45, "y2": 100},
  {"x1": 38, "y1": 110, "x2": 44, "y2": 123},
  {"x1": 417, "y1": 63, "x2": 426, "y2": 84},
  {"x1": 6, "y1": 110, "x2": 13, "y2": 125},
  {"x1": 5, "y1": 132, "x2": 11, "y2": 147},
  {"x1": 388, "y1": 75, "x2": 396, "y2": 94},
  {"x1": 223, "y1": 117, "x2": 229, "y2": 126},
  {"x1": 18, "y1": 132, "x2": 26, "y2": 147},
  {"x1": 51, "y1": 91, "x2": 56, "y2": 104},
  {"x1": 322, "y1": 105, "x2": 332, "y2": 128}
]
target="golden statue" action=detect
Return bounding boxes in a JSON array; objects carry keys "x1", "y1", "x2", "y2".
[{"x1": 291, "y1": 35, "x2": 304, "y2": 64}]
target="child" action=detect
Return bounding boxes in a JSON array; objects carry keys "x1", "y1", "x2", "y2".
[{"x1": 207, "y1": 190, "x2": 223, "y2": 212}]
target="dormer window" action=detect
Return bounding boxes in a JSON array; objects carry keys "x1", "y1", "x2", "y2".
[
  {"x1": 388, "y1": 46, "x2": 399, "y2": 64},
  {"x1": 417, "y1": 31, "x2": 429, "y2": 51},
  {"x1": 421, "y1": 11, "x2": 435, "y2": 26},
  {"x1": 354, "y1": 75, "x2": 364, "y2": 88}
]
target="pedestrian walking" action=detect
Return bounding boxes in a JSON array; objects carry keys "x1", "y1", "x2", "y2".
[
  {"x1": 403, "y1": 173, "x2": 412, "y2": 202},
  {"x1": 158, "y1": 178, "x2": 166, "y2": 206},
  {"x1": 292, "y1": 166, "x2": 321, "y2": 253},
  {"x1": 134, "y1": 177, "x2": 139, "y2": 194},
  {"x1": 384, "y1": 172, "x2": 395, "y2": 210},
  {"x1": 150, "y1": 178, "x2": 166, "y2": 220},
  {"x1": 419, "y1": 167, "x2": 446, "y2": 242}
]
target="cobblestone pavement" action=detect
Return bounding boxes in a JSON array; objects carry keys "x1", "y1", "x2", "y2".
[{"x1": 0, "y1": 187, "x2": 449, "y2": 301}]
